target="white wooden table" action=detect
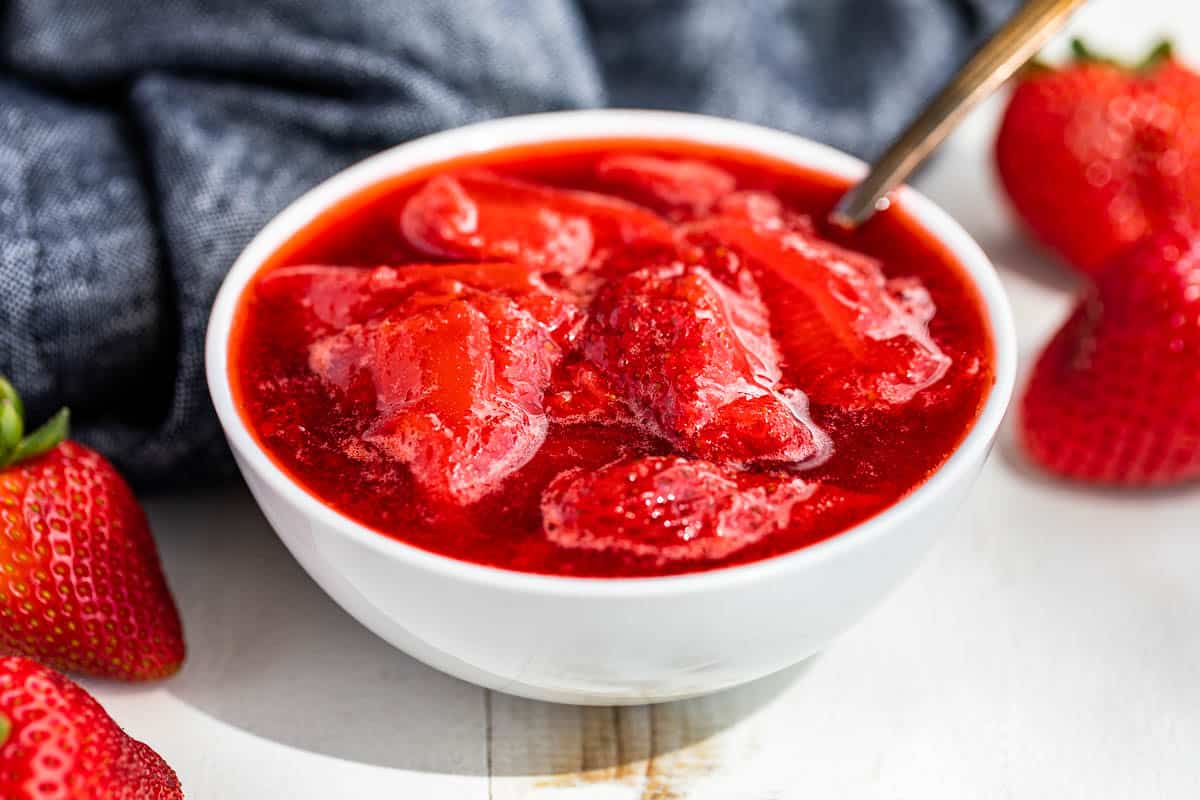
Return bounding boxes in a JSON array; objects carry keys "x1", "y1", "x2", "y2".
[{"x1": 85, "y1": 2, "x2": 1200, "y2": 796}]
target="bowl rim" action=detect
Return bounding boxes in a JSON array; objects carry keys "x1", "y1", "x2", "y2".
[{"x1": 205, "y1": 108, "x2": 1018, "y2": 598}]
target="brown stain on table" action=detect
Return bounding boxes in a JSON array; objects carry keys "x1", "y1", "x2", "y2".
[
  {"x1": 484, "y1": 667, "x2": 801, "y2": 797},
  {"x1": 504, "y1": 698, "x2": 720, "y2": 798},
  {"x1": 638, "y1": 702, "x2": 719, "y2": 800}
]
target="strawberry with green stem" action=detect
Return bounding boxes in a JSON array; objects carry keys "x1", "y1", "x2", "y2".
[
  {"x1": 996, "y1": 39, "x2": 1200, "y2": 275},
  {"x1": 0, "y1": 378, "x2": 184, "y2": 680},
  {"x1": 0, "y1": 380, "x2": 67, "y2": 471}
]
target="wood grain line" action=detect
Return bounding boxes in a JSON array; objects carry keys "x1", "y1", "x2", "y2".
[
  {"x1": 485, "y1": 689, "x2": 494, "y2": 800},
  {"x1": 613, "y1": 706, "x2": 624, "y2": 769},
  {"x1": 638, "y1": 704, "x2": 669, "y2": 800},
  {"x1": 579, "y1": 706, "x2": 618, "y2": 776},
  {"x1": 490, "y1": 680, "x2": 768, "y2": 798}
]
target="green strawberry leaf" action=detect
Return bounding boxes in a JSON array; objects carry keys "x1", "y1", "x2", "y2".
[
  {"x1": 0, "y1": 712, "x2": 9, "y2": 747},
  {"x1": 0, "y1": 376, "x2": 71, "y2": 469},
  {"x1": 1070, "y1": 37, "x2": 1174, "y2": 73},
  {"x1": 0, "y1": 378, "x2": 22, "y2": 423},
  {"x1": 1138, "y1": 40, "x2": 1174, "y2": 71},
  {"x1": 1022, "y1": 59, "x2": 1053, "y2": 75},
  {"x1": 7, "y1": 409, "x2": 70, "y2": 466},
  {"x1": 1070, "y1": 38, "x2": 1108, "y2": 65},
  {"x1": 0, "y1": 402, "x2": 22, "y2": 456}
]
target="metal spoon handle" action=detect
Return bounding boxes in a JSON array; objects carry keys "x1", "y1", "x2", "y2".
[{"x1": 831, "y1": 0, "x2": 1089, "y2": 228}]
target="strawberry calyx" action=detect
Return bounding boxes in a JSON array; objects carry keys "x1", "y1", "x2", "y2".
[
  {"x1": 0, "y1": 712, "x2": 8, "y2": 747},
  {"x1": 0, "y1": 377, "x2": 69, "y2": 469},
  {"x1": 1069, "y1": 37, "x2": 1174, "y2": 72}
]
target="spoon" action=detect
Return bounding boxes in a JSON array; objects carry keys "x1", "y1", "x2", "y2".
[{"x1": 831, "y1": 0, "x2": 1090, "y2": 228}]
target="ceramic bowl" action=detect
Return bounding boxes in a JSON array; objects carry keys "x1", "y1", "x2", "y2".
[{"x1": 206, "y1": 110, "x2": 1017, "y2": 705}]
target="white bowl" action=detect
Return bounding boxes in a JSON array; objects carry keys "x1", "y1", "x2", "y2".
[{"x1": 206, "y1": 110, "x2": 1017, "y2": 705}]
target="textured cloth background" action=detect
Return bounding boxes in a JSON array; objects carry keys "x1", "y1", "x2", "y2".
[{"x1": 0, "y1": 0, "x2": 1018, "y2": 489}]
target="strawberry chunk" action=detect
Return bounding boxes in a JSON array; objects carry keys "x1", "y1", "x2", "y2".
[
  {"x1": 308, "y1": 286, "x2": 557, "y2": 504},
  {"x1": 714, "y1": 190, "x2": 819, "y2": 233},
  {"x1": 400, "y1": 171, "x2": 674, "y2": 273},
  {"x1": 541, "y1": 456, "x2": 814, "y2": 563},
  {"x1": 581, "y1": 263, "x2": 828, "y2": 466},
  {"x1": 595, "y1": 154, "x2": 737, "y2": 217},
  {"x1": 257, "y1": 262, "x2": 581, "y2": 345},
  {"x1": 686, "y1": 214, "x2": 951, "y2": 408},
  {"x1": 543, "y1": 360, "x2": 639, "y2": 426},
  {"x1": 256, "y1": 264, "x2": 411, "y2": 331}
]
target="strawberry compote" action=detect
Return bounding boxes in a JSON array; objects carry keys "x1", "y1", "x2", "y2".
[{"x1": 231, "y1": 140, "x2": 995, "y2": 577}]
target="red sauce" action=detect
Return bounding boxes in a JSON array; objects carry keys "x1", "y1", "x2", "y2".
[{"x1": 230, "y1": 139, "x2": 995, "y2": 577}]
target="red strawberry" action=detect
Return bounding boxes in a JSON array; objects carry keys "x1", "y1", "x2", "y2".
[
  {"x1": 399, "y1": 171, "x2": 675, "y2": 274},
  {"x1": 0, "y1": 380, "x2": 184, "y2": 680},
  {"x1": 594, "y1": 154, "x2": 736, "y2": 218},
  {"x1": 307, "y1": 284, "x2": 558, "y2": 504},
  {"x1": 541, "y1": 456, "x2": 815, "y2": 563},
  {"x1": 257, "y1": 262, "x2": 582, "y2": 347},
  {"x1": 0, "y1": 656, "x2": 183, "y2": 799},
  {"x1": 580, "y1": 263, "x2": 829, "y2": 467},
  {"x1": 1021, "y1": 231, "x2": 1200, "y2": 485},
  {"x1": 543, "y1": 361, "x2": 639, "y2": 426},
  {"x1": 682, "y1": 213, "x2": 950, "y2": 409},
  {"x1": 996, "y1": 40, "x2": 1200, "y2": 275}
]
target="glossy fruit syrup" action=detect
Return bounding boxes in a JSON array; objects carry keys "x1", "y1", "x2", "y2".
[{"x1": 230, "y1": 139, "x2": 995, "y2": 577}]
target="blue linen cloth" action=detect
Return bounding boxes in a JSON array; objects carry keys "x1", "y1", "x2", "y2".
[{"x1": 0, "y1": 0, "x2": 1017, "y2": 489}]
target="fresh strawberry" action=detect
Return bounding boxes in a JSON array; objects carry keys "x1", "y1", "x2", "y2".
[
  {"x1": 0, "y1": 656, "x2": 182, "y2": 799},
  {"x1": 1021, "y1": 230, "x2": 1200, "y2": 485},
  {"x1": 0, "y1": 380, "x2": 184, "y2": 680},
  {"x1": 996, "y1": 40, "x2": 1200, "y2": 275}
]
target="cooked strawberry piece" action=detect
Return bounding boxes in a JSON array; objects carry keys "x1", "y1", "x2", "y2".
[
  {"x1": 581, "y1": 263, "x2": 828, "y2": 466},
  {"x1": 450, "y1": 172, "x2": 675, "y2": 247},
  {"x1": 383, "y1": 262, "x2": 583, "y2": 344},
  {"x1": 686, "y1": 215, "x2": 950, "y2": 408},
  {"x1": 586, "y1": 234, "x2": 687, "y2": 288},
  {"x1": 714, "y1": 191, "x2": 820, "y2": 233},
  {"x1": 471, "y1": 422, "x2": 658, "y2": 537},
  {"x1": 788, "y1": 482, "x2": 883, "y2": 537},
  {"x1": 595, "y1": 154, "x2": 736, "y2": 217},
  {"x1": 544, "y1": 360, "x2": 638, "y2": 426},
  {"x1": 400, "y1": 171, "x2": 674, "y2": 273},
  {"x1": 400, "y1": 174, "x2": 592, "y2": 273},
  {"x1": 256, "y1": 264, "x2": 406, "y2": 331},
  {"x1": 309, "y1": 287, "x2": 557, "y2": 504},
  {"x1": 541, "y1": 456, "x2": 814, "y2": 563},
  {"x1": 715, "y1": 190, "x2": 784, "y2": 224},
  {"x1": 257, "y1": 262, "x2": 581, "y2": 345},
  {"x1": 690, "y1": 390, "x2": 825, "y2": 466}
]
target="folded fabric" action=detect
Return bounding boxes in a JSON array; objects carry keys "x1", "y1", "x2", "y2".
[{"x1": 0, "y1": 0, "x2": 1018, "y2": 489}]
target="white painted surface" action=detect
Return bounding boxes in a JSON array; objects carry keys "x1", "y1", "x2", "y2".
[{"x1": 83, "y1": 1, "x2": 1200, "y2": 796}]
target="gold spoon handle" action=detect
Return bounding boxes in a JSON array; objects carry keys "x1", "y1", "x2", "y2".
[{"x1": 831, "y1": 0, "x2": 1090, "y2": 228}]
